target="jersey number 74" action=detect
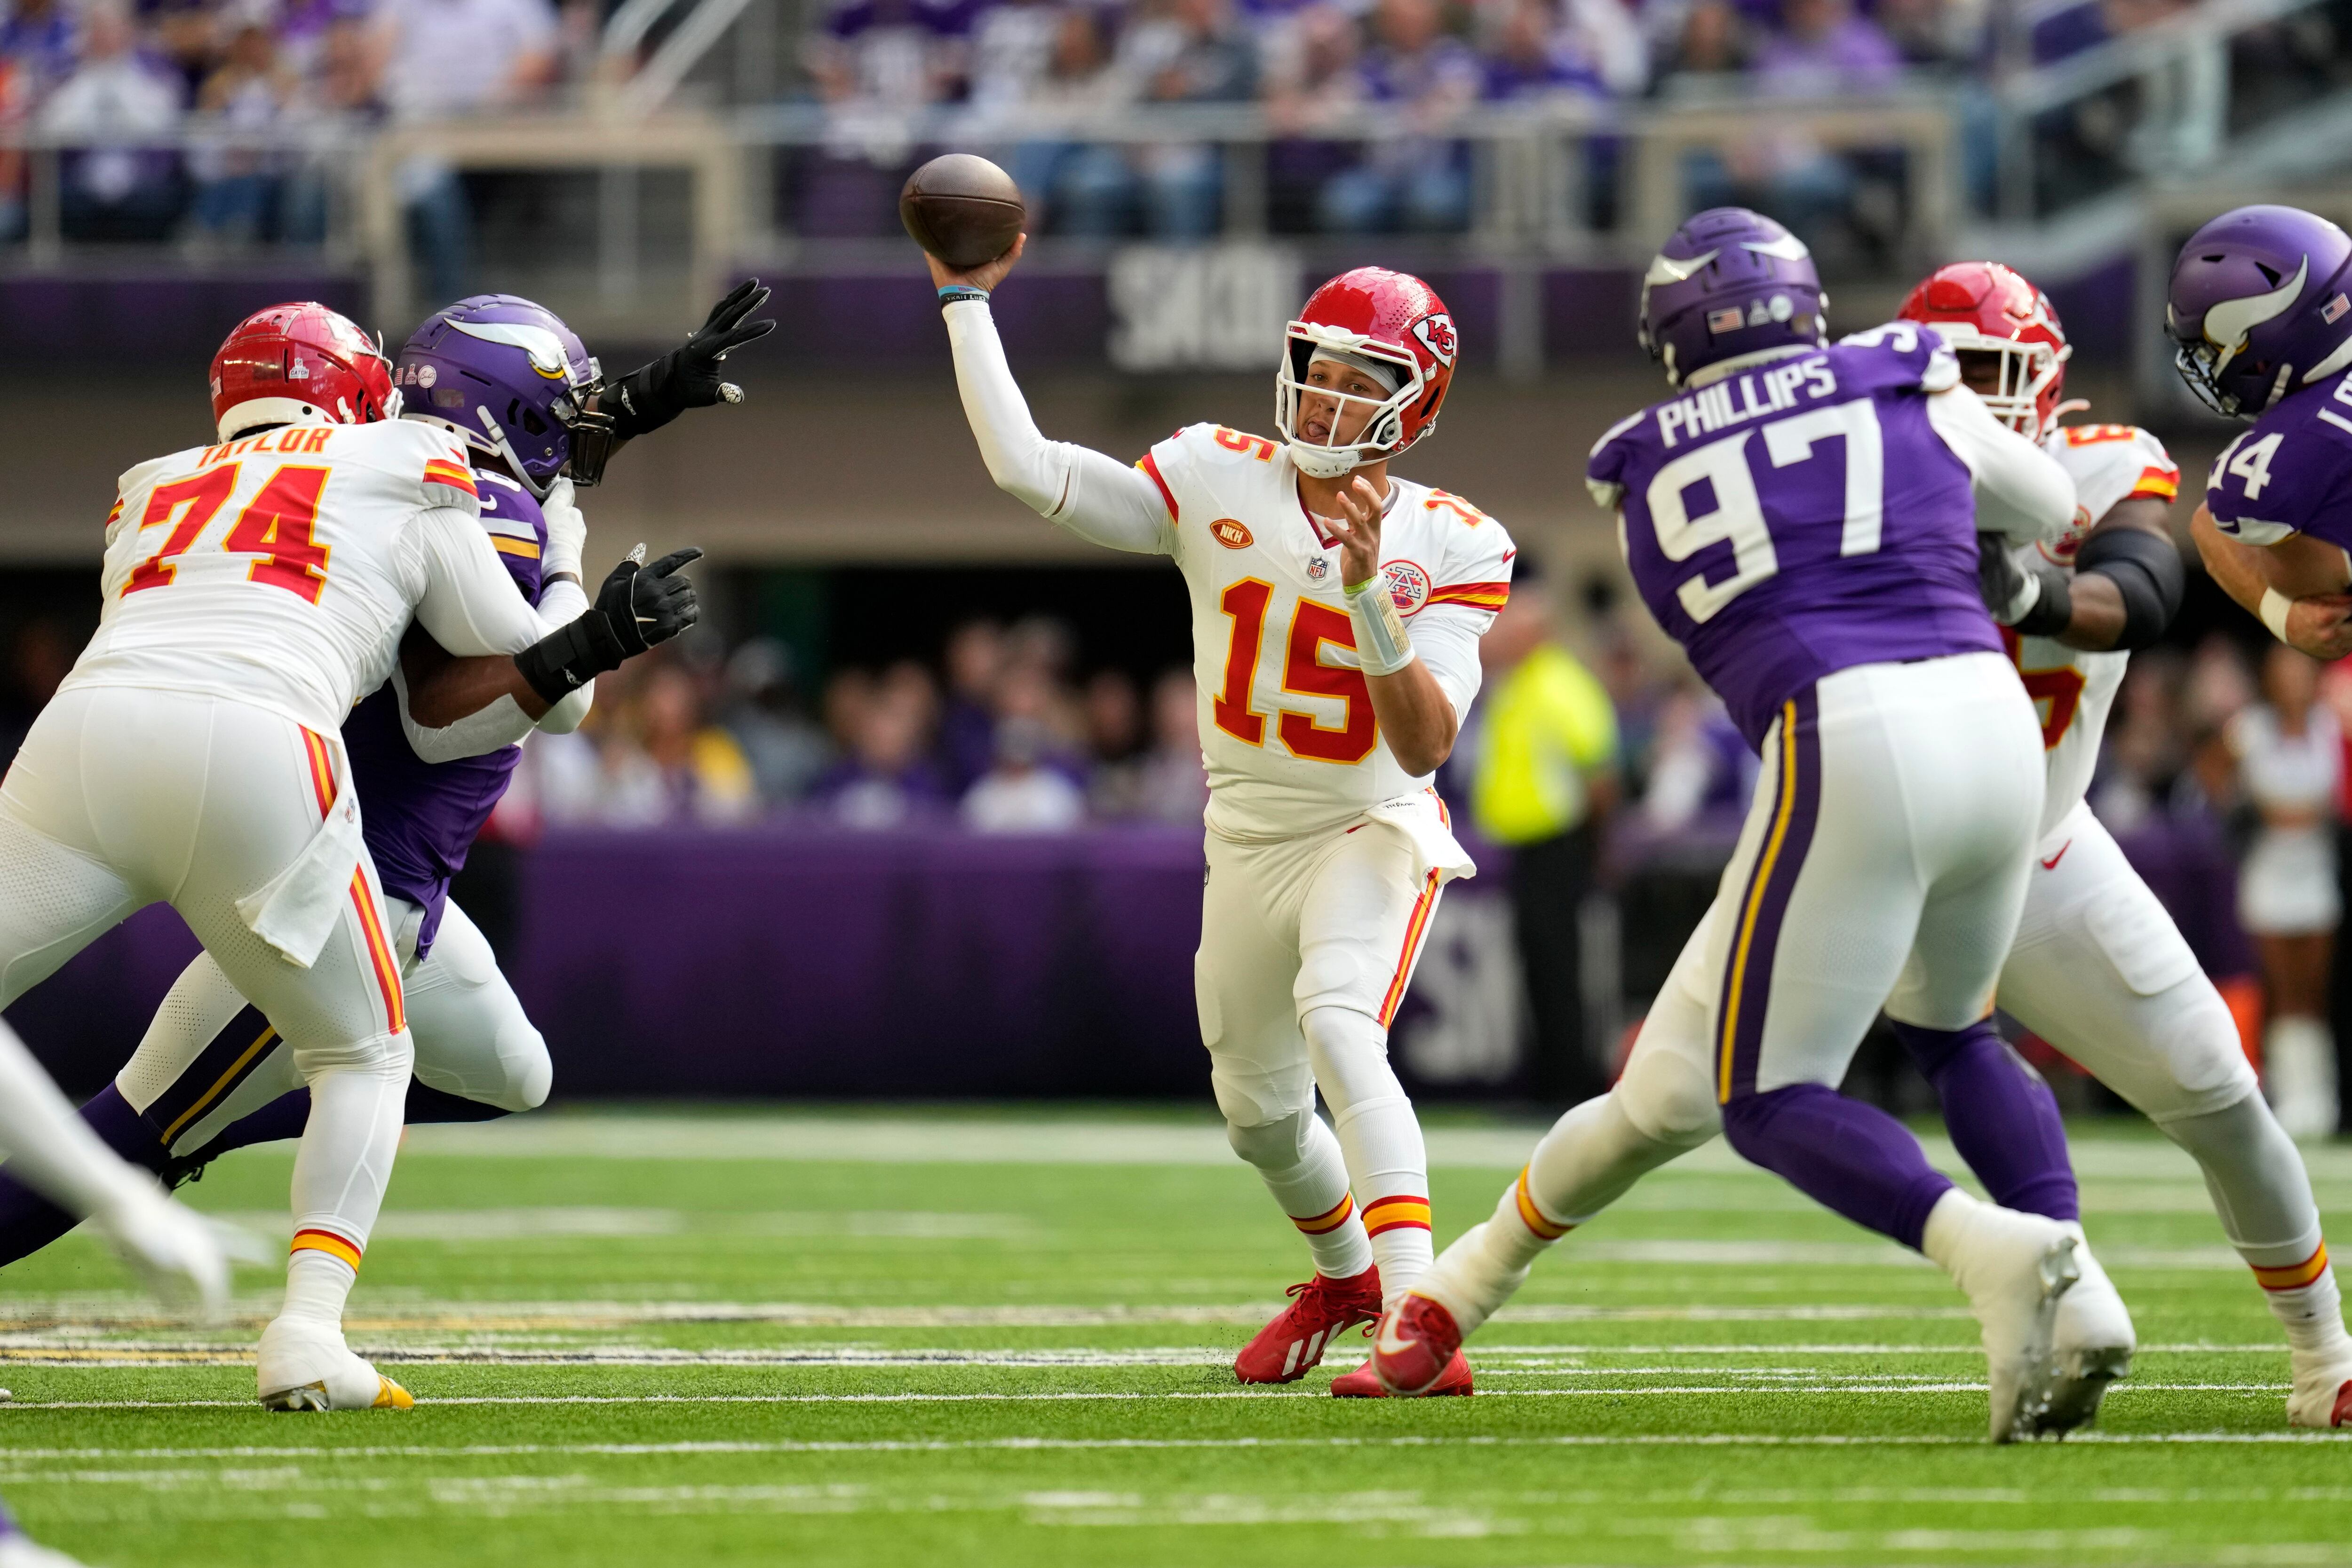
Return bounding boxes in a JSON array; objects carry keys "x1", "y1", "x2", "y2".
[{"x1": 125, "y1": 461, "x2": 333, "y2": 604}]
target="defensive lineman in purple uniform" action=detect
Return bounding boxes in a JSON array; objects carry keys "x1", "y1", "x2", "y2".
[
  {"x1": 2175, "y1": 203, "x2": 2352, "y2": 1431},
  {"x1": 1369, "y1": 208, "x2": 2100, "y2": 1441},
  {"x1": 0, "y1": 289, "x2": 775, "y2": 1332}
]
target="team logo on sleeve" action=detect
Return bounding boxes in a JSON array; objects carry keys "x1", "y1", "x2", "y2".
[
  {"x1": 1411, "y1": 314, "x2": 1457, "y2": 367},
  {"x1": 1212, "y1": 518, "x2": 1254, "y2": 549},
  {"x1": 1382, "y1": 560, "x2": 1431, "y2": 616}
]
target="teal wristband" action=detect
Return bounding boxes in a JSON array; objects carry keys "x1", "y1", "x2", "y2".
[{"x1": 938, "y1": 285, "x2": 990, "y2": 306}]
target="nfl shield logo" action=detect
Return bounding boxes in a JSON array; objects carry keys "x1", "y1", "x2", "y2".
[{"x1": 1306, "y1": 557, "x2": 1328, "y2": 580}]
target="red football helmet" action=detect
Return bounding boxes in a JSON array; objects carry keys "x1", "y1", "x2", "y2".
[
  {"x1": 1275, "y1": 268, "x2": 1457, "y2": 477},
  {"x1": 210, "y1": 301, "x2": 399, "y2": 442},
  {"x1": 1898, "y1": 262, "x2": 2071, "y2": 440}
]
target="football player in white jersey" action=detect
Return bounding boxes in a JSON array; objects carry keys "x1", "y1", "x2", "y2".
[
  {"x1": 0, "y1": 303, "x2": 699, "y2": 1411},
  {"x1": 930, "y1": 236, "x2": 1511, "y2": 1395},
  {"x1": 1378, "y1": 261, "x2": 2352, "y2": 1433}
]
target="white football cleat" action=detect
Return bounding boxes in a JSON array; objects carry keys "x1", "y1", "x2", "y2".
[
  {"x1": 256, "y1": 1316, "x2": 413, "y2": 1412},
  {"x1": 90, "y1": 1184, "x2": 229, "y2": 1320},
  {"x1": 1413, "y1": 1222, "x2": 1531, "y2": 1342},
  {"x1": 1929, "y1": 1196, "x2": 2079, "y2": 1442},
  {"x1": 2038, "y1": 1227, "x2": 2134, "y2": 1435},
  {"x1": 2288, "y1": 1357, "x2": 2352, "y2": 1430},
  {"x1": 0, "y1": 1531, "x2": 94, "y2": 1568}
]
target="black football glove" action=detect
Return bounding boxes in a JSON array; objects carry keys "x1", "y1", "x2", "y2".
[
  {"x1": 602, "y1": 546, "x2": 703, "y2": 656},
  {"x1": 1977, "y1": 531, "x2": 2072, "y2": 637},
  {"x1": 512, "y1": 547, "x2": 704, "y2": 705},
  {"x1": 602, "y1": 280, "x2": 778, "y2": 442}
]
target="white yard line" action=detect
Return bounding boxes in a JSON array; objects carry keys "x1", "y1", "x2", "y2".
[
  {"x1": 0, "y1": 1299, "x2": 1979, "y2": 1331},
  {"x1": 0, "y1": 1431, "x2": 2341, "y2": 1462},
  {"x1": 1, "y1": 1380, "x2": 2287, "y2": 1410}
]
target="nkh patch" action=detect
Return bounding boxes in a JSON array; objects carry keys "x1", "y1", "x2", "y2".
[{"x1": 1706, "y1": 306, "x2": 1745, "y2": 335}]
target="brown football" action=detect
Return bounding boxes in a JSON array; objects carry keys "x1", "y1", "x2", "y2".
[{"x1": 899, "y1": 154, "x2": 1025, "y2": 270}]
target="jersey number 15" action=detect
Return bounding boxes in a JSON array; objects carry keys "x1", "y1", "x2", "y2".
[{"x1": 1645, "y1": 400, "x2": 1884, "y2": 623}]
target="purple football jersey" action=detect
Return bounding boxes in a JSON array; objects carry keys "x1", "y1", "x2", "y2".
[
  {"x1": 2202, "y1": 370, "x2": 2352, "y2": 551},
  {"x1": 342, "y1": 469, "x2": 548, "y2": 958},
  {"x1": 1592, "y1": 326, "x2": 1999, "y2": 748}
]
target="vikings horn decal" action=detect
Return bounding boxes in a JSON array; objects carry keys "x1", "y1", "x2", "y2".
[
  {"x1": 1645, "y1": 249, "x2": 1720, "y2": 286},
  {"x1": 447, "y1": 320, "x2": 580, "y2": 383},
  {"x1": 1741, "y1": 232, "x2": 1813, "y2": 262},
  {"x1": 1412, "y1": 314, "x2": 1458, "y2": 368},
  {"x1": 2203, "y1": 256, "x2": 2310, "y2": 363}
]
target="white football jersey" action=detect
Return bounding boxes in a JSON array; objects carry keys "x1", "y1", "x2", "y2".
[
  {"x1": 64, "y1": 420, "x2": 483, "y2": 737},
  {"x1": 1141, "y1": 423, "x2": 1515, "y2": 839},
  {"x1": 2009, "y1": 422, "x2": 2180, "y2": 836}
]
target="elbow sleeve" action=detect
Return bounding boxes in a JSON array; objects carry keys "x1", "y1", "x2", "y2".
[{"x1": 2076, "y1": 527, "x2": 2185, "y2": 650}]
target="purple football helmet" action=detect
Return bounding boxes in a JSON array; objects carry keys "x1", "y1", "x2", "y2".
[
  {"x1": 394, "y1": 295, "x2": 604, "y2": 496},
  {"x1": 1638, "y1": 207, "x2": 1828, "y2": 386},
  {"x1": 2168, "y1": 205, "x2": 2352, "y2": 419}
]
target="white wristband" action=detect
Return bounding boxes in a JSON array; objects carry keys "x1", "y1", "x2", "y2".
[
  {"x1": 1345, "y1": 579, "x2": 1416, "y2": 677},
  {"x1": 2261, "y1": 587, "x2": 2295, "y2": 643}
]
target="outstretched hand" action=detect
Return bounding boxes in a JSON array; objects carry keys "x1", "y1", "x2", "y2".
[
  {"x1": 602, "y1": 281, "x2": 778, "y2": 441},
  {"x1": 1319, "y1": 475, "x2": 1386, "y2": 591},
  {"x1": 927, "y1": 233, "x2": 1028, "y2": 297}
]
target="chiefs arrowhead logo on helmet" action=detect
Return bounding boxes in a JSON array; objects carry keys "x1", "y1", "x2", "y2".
[{"x1": 1411, "y1": 313, "x2": 1457, "y2": 368}]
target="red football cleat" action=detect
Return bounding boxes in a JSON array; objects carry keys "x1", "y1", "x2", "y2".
[
  {"x1": 1364, "y1": 1294, "x2": 1468, "y2": 1395},
  {"x1": 2334, "y1": 1377, "x2": 2352, "y2": 1429},
  {"x1": 1332, "y1": 1346, "x2": 1474, "y2": 1398},
  {"x1": 1235, "y1": 1264, "x2": 1383, "y2": 1384}
]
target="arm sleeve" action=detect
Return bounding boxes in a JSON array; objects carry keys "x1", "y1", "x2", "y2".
[
  {"x1": 1412, "y1": 604, "x2": 1490, "y2": 726},
  {"x1": 395, "y1": 560, "x2": 597, "y2": 762},
  {"x1": 943, "y1": 299, "x2": 1175, "y2": 555},
  {"x1": 412, "y1": 506, "x2": 560, "y2": 657},
  {"x1": 1925, "y1": 383, "x2": 2077, "y2": 547}
]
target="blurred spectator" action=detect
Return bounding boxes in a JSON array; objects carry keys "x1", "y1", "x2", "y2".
[
  {"x1": 1319, "y1": 0, "x2": 1479, "y2": 233},
  {"x1": 40, "y1": 2, "x2": 185, "y2": 242},
  {"x1": 1130, "y1": 667, "x2": 1209, "y2": 825},
  {"x1": 188, "y1": 22, "x2": 295, "y2": 243},
  {"x1": 1081, "y1": 668, "x2": 1147, "y2": 816},
  {"x1": 638, "y1": 664, "x2": 758, "y2": 824},
  {"x1": 1637, "y1": 681, "x2": 1748, "y2": 830},
  {"x1": 717, "y1": 639, "x2": 834, "y2": 806},
  {"x1": 962, "y1": 715, "x2": 1087, "y2": 831},
  {"x1": 813, "y1": 662, "x2": 952, "y2": 828},
  {"x1": 1115, "y1": 0, "x2": 1259, "y2": 238},
  {"x1": 1649, "y1": 0, "x2": 1747, "y2": 79},
  {"x1": 805, "y1": 0, "x2": 971, "y2": 165},
  {"x1": 1752, "y1": 0, "x2": 1900, "y2": 95},
  {"x1": 2231, "y1": 645, "x2": 2341, "y2": 1139},
  {"x1": 0, "y1": 0, "x2": 79, "y2": 101},
  {"x1": 1263, "y1": 1, "x2": 1365, "y2": 228},
  {"x1": 1002, "y1": 7, "x2": 1139, "y2": 238},
  {"x1": 1480, "y1": 0, "x2": 1644, "y2": 101},
  {"x1": 1875, "y1": 0, "x2": 1989, "y2": 68},
  {"x1": 1470, "y1": 579, "x2": 1619, "y2": 1102},
  {"x1": 377, "y1": 0, "x2": 561, "y2": 301},
  {"x1": 2090, "y1": 648, "x2": 2188, "y2": 831},
  {"x1": 939, "y1": 618, "x2": 1005, "y2": 793}
]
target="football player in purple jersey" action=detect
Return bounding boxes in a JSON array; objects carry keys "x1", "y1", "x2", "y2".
[
  {"x1": 1369, "y1": 207, "x2": 2112, "y2": 1442},
  {"x1": 2164, "y1": 202, "x2": 2352, "y2": 1429},
  {"x1": 0, "y1": 287, "x2": 775, "y2": 1338}
]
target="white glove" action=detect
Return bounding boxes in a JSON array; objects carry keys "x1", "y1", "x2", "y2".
[
  {"x1": 541, "y1": 475, "x2": 587, "y2": 584},
  {"x1": 91, "y1": 1183, "x2": 229, "y2": 1321}
]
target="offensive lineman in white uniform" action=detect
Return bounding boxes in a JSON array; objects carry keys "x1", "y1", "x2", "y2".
[
  {"x1": 0, "y1": 303, "x2": 700, "y2": 1410},
  {"x1": 1379, "y1": 262, "x2": 2352, "y2": 1432},
  {"x1": 930, "y1": 237, "x2": 1510, "y2": 1395}
]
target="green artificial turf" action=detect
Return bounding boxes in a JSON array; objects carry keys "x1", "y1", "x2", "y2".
[{"x1": 2, "y1": 1108, "x2": 2347, "y2": 1567}]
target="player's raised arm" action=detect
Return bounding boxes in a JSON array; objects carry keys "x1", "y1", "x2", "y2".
[
  {"x1": 1923, "y1": 377, "x2": 2076, "y2": 547},
  {"x1": 927, "y1": 238, "x2": 1175, "y2": 554}
]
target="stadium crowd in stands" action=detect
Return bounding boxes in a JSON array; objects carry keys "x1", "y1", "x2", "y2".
[{"x1": 0, "y1": 0, "x2": 2243, "y2": 257}]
